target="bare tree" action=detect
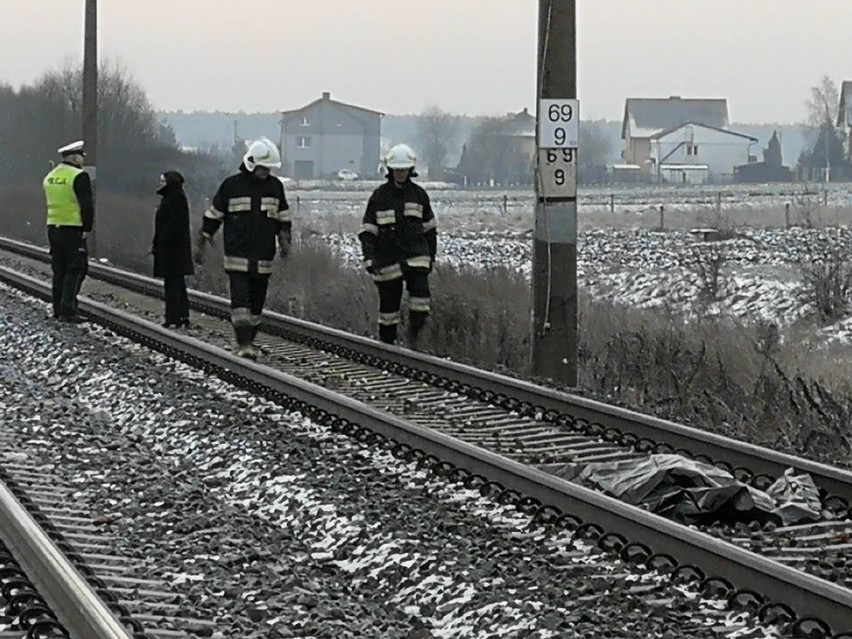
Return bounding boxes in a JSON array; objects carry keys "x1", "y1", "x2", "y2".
[
  {"x1": 416, "y1": 104, "x2": 458, "y2": 180},
  {"x1": 0, "y1": 60, "x2": 226, "y2": 197},
  {"x1": 688, "y1": 244, "x2": 728, "y2": 304},
  {"x1": 806, "y1": 76, "x2": 840, "y2": 132},
  {"x1": 458, "y1": 116, "x2": 503, "y2": 184},
  {"x1": 797, "y1": 234, "x2": 852, "y2": 324},
  {"x1": 804, "y1": 76, "x2": 844, "y2": 181}
]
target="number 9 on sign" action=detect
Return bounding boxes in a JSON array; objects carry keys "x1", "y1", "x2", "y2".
[{"x1": 538, "y1": 148, "x2": 576, "y2": 196}]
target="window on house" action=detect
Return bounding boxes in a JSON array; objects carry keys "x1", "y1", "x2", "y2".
[
  {"x1": 686, "y1": 143, "x2": 699, "y2": 156},
  {"x1": 297, "y1": 136, "x2": 311, "y2": 149},
  {"x1": 300, "y1": 116, "x2": 310, "y2": 126}
]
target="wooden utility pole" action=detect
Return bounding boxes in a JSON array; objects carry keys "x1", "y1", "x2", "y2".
[
  {"x1": 82, "y1": 0, "x2": 98, "y2": 256},
  {"x1": 532, "y1": 0, "x2": 578, "y2": 385}
]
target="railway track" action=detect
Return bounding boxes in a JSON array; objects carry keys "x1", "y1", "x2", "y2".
[
  {"x1": 0, "y1": 470, "x2": 135, "y2": 639},
  {"x1": 0, "y1": 249, "x2": 851, "y2": 636},
  {"x1": 2, "y1": 236, "x2": 849, "y2": 499},
  {"x1": 0, "y1": 433, "x2": 215, "y2": 638}
]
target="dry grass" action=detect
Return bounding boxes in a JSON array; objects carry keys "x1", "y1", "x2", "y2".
[
  {"x1": 262, "y1": 237, "x2": 531, "y2": 372},
  {"x1": 578, "y1": 299, "x2": 852, "y2": 466}
]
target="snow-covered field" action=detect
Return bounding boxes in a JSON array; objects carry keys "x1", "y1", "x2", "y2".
[
  {"x1": 290, "y1": 182, "x2": 852, "y2": 220},
  {"x1": 293, "y1": 185, "x2": 852, "y2": 345}
]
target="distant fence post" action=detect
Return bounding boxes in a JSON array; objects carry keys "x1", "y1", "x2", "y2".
[
  {"x1": 502, "y1": 194, "x2": 508, "y2": 214},
  {"x1": 785, "y1": 202, "x2": 790, "y2": 229},
  {"x1": 659, "y1": 205, "x2": 665, "y2": 231},
  {"x1": 823, "y1": 189, "x2": 828, "y2": 207},
  {"x1": 610, "y1": 193, "x2": 615, "y2": 213},
  {"x1": 715, "y1": 192, "x2": 722, "y2": 218},
  {"x1": 296, "y1": 196, "x2": 301, "y2": 217}
]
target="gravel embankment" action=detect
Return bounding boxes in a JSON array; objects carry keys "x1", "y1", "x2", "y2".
[{"x1": 0, "y1": 283, "x2": 782, "y2": 638}]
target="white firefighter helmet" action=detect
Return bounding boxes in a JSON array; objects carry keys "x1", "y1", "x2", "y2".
[
  {"x1": 383, "y1": 144, "x2": 416, "y2": 170},
  {"x1": 243, "y1": 137, "x2": 282, "y2": 171}
]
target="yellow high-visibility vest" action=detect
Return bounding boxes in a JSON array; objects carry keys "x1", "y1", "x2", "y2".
[{"x1": 43, "y1": 164, "x2": 83, "y2": 226}]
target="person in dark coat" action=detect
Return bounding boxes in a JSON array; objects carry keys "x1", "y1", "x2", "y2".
[{"x1": 152, "y1": 171, "x2": 194, "y2": 327}]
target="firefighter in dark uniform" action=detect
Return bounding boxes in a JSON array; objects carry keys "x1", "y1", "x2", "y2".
[
  {"x1": 194, "y1": 137, "x2": 291, "y2": 359},
  {"x1": 358, "y1": 144, "x2": 437, "y2": 347},
  {"x1": 43, "y1": 140, "x2": 94, "y2": 323}
]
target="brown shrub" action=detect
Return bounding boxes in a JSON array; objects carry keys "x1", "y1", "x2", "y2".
[
  {"x1": 263, "y1": 237, "x2": 530, "y2": 372},
  {"x1": 797, "y1": 240, "x2": 852, "y2": 325},
  {"x1": 578, "y1": 298, "x2": 852, "y2": 465}
]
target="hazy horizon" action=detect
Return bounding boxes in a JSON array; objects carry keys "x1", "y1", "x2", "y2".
[{"x1": 3, "y1": 1, "x2": 851, "y2": 125}]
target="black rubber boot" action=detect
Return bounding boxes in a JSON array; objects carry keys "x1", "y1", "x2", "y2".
[{"x1": 379, "y1": 324, "x2": 398, "y2": 345}]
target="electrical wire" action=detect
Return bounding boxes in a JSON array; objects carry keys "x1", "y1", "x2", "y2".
[{"x1": 535, "y1": 1, "x2": 554, "y2": 336}]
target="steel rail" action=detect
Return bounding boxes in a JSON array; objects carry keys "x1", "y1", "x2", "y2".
[
  {"x1": 2, "y1": 235, "x2": 851, "y2": 504},
  {"x1": 2, "y1": 263, "x2": 852, "y2": 635},
  {"x1": 0, "y1": 477, "x2": 134, "y2": 639}
]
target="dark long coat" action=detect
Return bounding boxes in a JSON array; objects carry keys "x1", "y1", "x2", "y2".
[{"x1": 153, "y1": 185, "x2": 194, "y2": 278}]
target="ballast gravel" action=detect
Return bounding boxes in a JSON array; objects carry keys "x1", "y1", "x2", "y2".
[{"x1": 0, "y1": 283, "x2": 784, "y2": 638}]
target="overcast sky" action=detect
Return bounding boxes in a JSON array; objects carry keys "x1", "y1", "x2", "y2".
[{"x1": 2, "y1": 1, "x2": 850, "y2": 123}]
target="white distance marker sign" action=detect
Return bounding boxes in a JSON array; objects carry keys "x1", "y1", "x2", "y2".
[
  {"x1": 538, "y1": 99, "x2": 579, "y2": 149},
  {"x1": 538, "y1": 148, "x2": 577, "y2": 197}
]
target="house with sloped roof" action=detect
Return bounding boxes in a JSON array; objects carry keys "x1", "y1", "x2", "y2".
[
  {"x1": 838, "y1": 81, "x2": 852, "y2": 165},
  {"x1": 279, "y1": 92, "x2": 383, "y2": 179},
  {"x1": 500, "y1": 107, "x2": 536, "y2": 165},
  {"x1": 621, "y1": 96, "x2": 756, "y2": 182}
]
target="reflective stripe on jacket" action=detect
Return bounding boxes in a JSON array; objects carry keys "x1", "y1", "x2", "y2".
[
  {"x1": 358, "y1": 179, "x2": 437, "y2": 275},
  {"x1": 201, "y1": 166, "x2": 291, "y2": 274}
]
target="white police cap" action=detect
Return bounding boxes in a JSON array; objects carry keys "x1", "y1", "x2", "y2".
[{"x1": 58, "y1": 140, "x2": 85, "y2": 156}]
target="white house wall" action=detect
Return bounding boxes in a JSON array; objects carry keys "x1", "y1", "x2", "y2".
[
  {"x1": 282, "y1": 99, "x2": 381, "y2": 178},
  {"x1": 319, "y1": 134, "x2": 366, "y2": 177},
  {"x1": 652, "y1": 124, "x2": 753, "y2": 180}
]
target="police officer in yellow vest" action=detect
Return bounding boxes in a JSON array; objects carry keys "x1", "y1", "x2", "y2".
[{"x1": 43, "y1": 140, "x2": 94, "y2": 322}]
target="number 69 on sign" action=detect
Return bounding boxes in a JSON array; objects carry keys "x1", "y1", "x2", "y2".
[{"x1": 538, "y1": 99, "x2": 579, "y2": 149}]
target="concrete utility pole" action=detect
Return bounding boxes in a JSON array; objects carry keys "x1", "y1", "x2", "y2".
[
  {"x1": 532, "y1": 0, "x2": 578, "y2": 385},
  {"x1": 82, "y1": 0, "x2": 98, "y2": 256}
]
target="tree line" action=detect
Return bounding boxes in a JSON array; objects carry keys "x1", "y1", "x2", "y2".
[
  {"x1": 414, "y1": 104, "x2": 611, "y2": 185},
  {"x1": 0, "y1": 62, "x2": 226, "y2": 202},
  {"x1": 4, "y1": 62, "x2": 847, "y2": 195}
]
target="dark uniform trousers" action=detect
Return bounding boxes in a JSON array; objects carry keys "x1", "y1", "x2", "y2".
[
  {"x1": 228, "y1": 272, "x2": 270, "y2": 346},
  {"x1": 48, "y1": 226, "x2": 88, "y2": 318},
  {"x1": 377, "y1": 268, "x2": 430, "y2": 344}
]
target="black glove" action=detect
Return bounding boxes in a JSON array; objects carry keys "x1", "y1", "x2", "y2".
[{"x1": 277, "y1": 230, "x2": 291, "y2": 258}]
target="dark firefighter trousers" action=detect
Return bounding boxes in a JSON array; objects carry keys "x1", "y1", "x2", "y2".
[
  {"x1": 228, "y1": 271, "x2": 269, "y2": 346},
  {"x1": 48, "y1": 226, "x2": 88, "y2": 318},
  {"x1": 376, "y1": 269, "x2": 430, "y2": 344}
]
